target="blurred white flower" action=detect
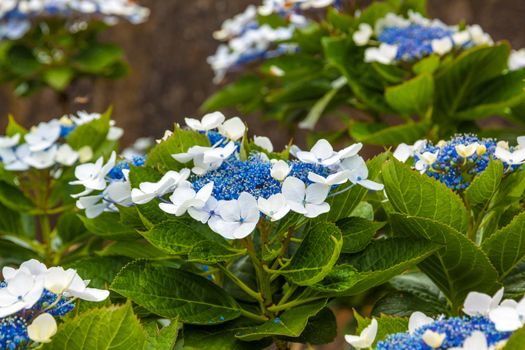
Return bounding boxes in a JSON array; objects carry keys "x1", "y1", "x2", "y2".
[
  {"x1": 25, "y1": 120, "x2": 61, "y2": 152},
  {"x1": 422, "y1": 330, "x2": 446, "y2": 348},
  {"x1": 364, "y1": 43, "x2": 398, "y2": 65},
  {"x1": 353, "y1": 23, "x2": 373, "y2": 46},
  {"x1": 408, "y1": 311, "x2": 434, "y2": 335},
  {"x1": 27, "y1": 313, "x2": 57, "y2": 344},
  {"x1": 431, "y1": 37, "x2": 453, "y2": 55},
  {"x1": 344, "y1": 318, "x2": 378, "y2": 349},
  {"x1": 254, "y1": 135, "x2": 274, "y2": 153},
  {"x1": 185, "y1": 112, "x2": 226, "y2": 132},
  {"x1": 509, "y1": 49, "x2": 525, "y2": 71}
]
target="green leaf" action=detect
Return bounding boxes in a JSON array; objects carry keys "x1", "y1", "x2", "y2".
[
  {"x1": 337, "y1": 217, "x2": 385, "y2": 253},
  {"x1": 313, "y1": 239, "x2": 439, "y2": 295},
  {"x1": 43, "y1": 67, "x2": 74, "y2": 91},
  {"x1": 98, "y1": 240, "x2": 169, "y2": 259},
  {"x1": 465, "y1": 159, "x2": 504, "y2": 210},
  {"x1": 235, "y1": 300, "x2": 327, "y2": 341},
  {"x1": 79, "y1": 212, "x2": 139, "y2": 240},
  {"x1": 279, "y1": 307, "x2": 337, "y2": 345},
  {"x1": 281, "y1": 222, "x2": 342, "y2": 286},
  {"x1": 389, "y1": 213, "x2": 500, "y2": 309},
  {"x1": 74, "y1": 44, "x2": 124, "y2": 73},
  {"x1": 434, "y1": 43, "x2": 510, "y2": 120},
  {"x1": 57, "y1": 212, "x2": 88, "y2": 243},
  {"x1": 358, "y1": 2, "x2": 395, "y2": 25},
  {"x1": 0, "y1": 202, "x2": 25, "y2": 236},
  {"x1": 386, "y1": 73, "x2": 434, "y2": 115},
  {"x1": 0, "y1": 182, "x2": 35, "y2": 212},
  {"x1": 505, "y1": 326, "x2": 525, "y2": 349},
  {"x1": 413, "y1": 55, "x2": 440, "y2": 75},
  {"x1": 67, "y1": 108, "x2": 111, "y2": 151},
  {"x1": 140, "y1": 218, "x2": 243, "y2": 263},
  {"x1": 454, "y1": 69, "x2": 525, "y2": 120},
  {"x1": 66, "y1": 256, "x2": 130, "y2": 289},
  {"x1": 382, "y1": 159, "x2": 469, "y2": 233},
  {"x1": 43, "y1": 303, "x2": 145, "y2": 350},
  {"x1": 143, "y1": 319, "x2": 181, "y2": 350},
  {"x1": 298, "y1": 87, "x2": 340, "y2": 130},
  {"x1": 0, "y1": 238, "x2": 39, "y2": 266},
  {"x1": 184, "y1": 321, "x2": 271, "y2": 350},
  {"x1": 6, "y1": 114, "x2": 27, "y2": 137},
  {"x1": 350, "y1": 121, "x2": 430, "y2": 146},
  {"x1": 355, "y1": 313, "x2": 408, "y2": 347},
  {"x1": 503, "y1": 261, "x2": 525, "y2": 299},
  {"x1": 202, "y1": 76, "x2": 264, "y2": 112},
  {"x1": 146, "y1": 125, "x2": 209, "y2": 171},
  {"x1": 111, "y1": 260, "x2": 241, "y2": 325},
  {"x1": 482, "y1": 212, "x2": 525, "y2": 279}
]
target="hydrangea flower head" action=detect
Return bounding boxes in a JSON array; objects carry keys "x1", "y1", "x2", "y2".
[
  {"x1": 0, "y1": 0, "x2": 149, "y2": 41},
  {"x1": 94, "y1": 112, "x2": 383, "y2": 240},
  {"x1": 394, "y1": 134, "x2": 523, "y2": 190},
  {"x1": 355, "y1": 11, "x2": 493, "y2": 64}
]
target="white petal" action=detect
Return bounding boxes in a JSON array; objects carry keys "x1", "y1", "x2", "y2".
[
  {"x1": 28, "y1": 313, "x2": 57, "y2": 343},
  {"x1": 305, "y1": 202, "x2": 330, "y2": 218},
  {"x1": 219, "y1": 117, "x2": 246, "y2": 141},
  {"x1": 254, "y1": 136, "x2": 274, "y2": 153},
  {"x1": 409, "y1": 311, "x2": 434, "y2": 335},
  {"x1": 282, "y1": 177, "x2": 306, "y2": 203},
  {"x1": 305, "y1": 183, "x2": 330, "y2": 205},
  {"x1": 464, "y1": 291, "x2": 492, "y2": 316},
  {"x1": 489, "y1": 307, "x2": 523, "y2": 332}
]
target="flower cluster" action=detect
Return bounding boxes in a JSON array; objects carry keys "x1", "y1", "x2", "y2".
[
  {"x1": 393, "y1": 134, "x2": 525, "y2": 190},
  {"x1": 0, "y1": 111, "x2": 122, "y2": 175},
  {"x1": 353, "y1": 11, "x2": 493, "y2": 64},
  {"x1": 0, "y1": 259, "x2": 109, "y2": 348},
  {"x1": 0, "y1": 0, "x2": 149, "y2": 41},
  {"x1": 346, "y1": 289, "x2": 522, "y2": 350},
  {"x1": 71, "y1": 151, "x2": 146, "y2": 218},
  {"x1": 209, "y1": 0, "x2": 338, "y2": 83},
  {"x1": 82, "y1": 112, "x2": 383, "y2": 240}
]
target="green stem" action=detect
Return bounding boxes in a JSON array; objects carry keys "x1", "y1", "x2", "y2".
[
  {"x1": 40, "y1": 214, "x2": 52, "y2": 263},
  {"x1": 242, "y1": 238, "x2": 273, "y2": 310},
  {"x1": 240, "y1": 308, "x2": 269, "y2": 323},
  {"x1": 218, "y1": 264, "x2": 264, "y2": 303},
  {"x1": 278, "y1": 285, "x2": 298, "y2": 306},
  {"x1": 267, "y1": 296, "x2": 324, "y2": 313}
]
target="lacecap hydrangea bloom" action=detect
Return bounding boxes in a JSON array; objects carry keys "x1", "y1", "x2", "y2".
[
  {"x1": 0, "y1": 259, "x2": 109, "y2": 349},
  {"x1": 393, "y1": 134, "x2": 525, "y2": 191},
  {"x1": 209, "y1": 0, "x2": 339, "y2": 83},
  {"x1": 74, "y1": 111, "x2": 384, "y2": 239},
  {"x1": 0, "y1": 111, "x2": 122, "y2": 175},
  {"x1": 0, "y1": 0, "x2": 149, "y2": 41},
  {"x1": 353, "y1": 11, "x2": 493, "y2": 64},
  {"x1": 346, "y1": 288, "x2": 522, "y2": 350}
]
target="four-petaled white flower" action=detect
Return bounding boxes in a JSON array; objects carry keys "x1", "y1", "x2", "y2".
[
  {"x1": 159, "y1": 182, "x2": 214, "y2": 216},
  {"x1": 185, "y1": 112, "x2": 226, "y2": 132},
  {"x1": 344, "y1": 318, "x2": 378, "y2": 349},
  {"x1": 23, "y1": 146, "x2": 58, "y2": 169},
  {"x1": 271, "y1": 160, "x2": 291, "y2": 181},
  {"x1": 257, "y1": 194, "x2": 290, "y2": 221},
  {"x1": 0, "y1": 268, "x2": 44, "y2": 318},
  {"x1": 70, "y1": 152, "x2": 116, "y2": 197},
  {"x1": 340, "y1": 156, "x2": 384, "y2": 191},
  {"x1": 24, "y1": 120, "x2": 61, "y2": 152},
  {"x1": 212, "y1": 192, "x2": 260, "y2": 239},
  {"x1": 27, "y1": 313, "x2": 57, "y2": 344},
  {"x1": 131, "y1": 169, "x2": 190, "y2": 204},
  {"x1": 455, "y1": 143, "x2": 479, "y2": 159},
  {"x1": 188, "y1": 196, "x2": 220, "y2": 224},
  {"x1": 55, "y1": 144, "x2": 79, "y2": 166},
  {"x1": 282, "y1": 176, "x2": 330, "y2": 218},
  {"x1": 202, "y1": 141, "x2": 237, "y2": 164},
  {"x1": 495, "y1": 144, "x2": 525, "y2": 165},
  {"x1": 76, "y1": 194, "x2": 106, "y2": 219},
  {"x1": 218, "y1": 117, "x2": 246, "y2": 141},
  {"x1": 408, "y1": 311, "x2": 434, "y2": 335},
  {"x1": 353, "y1": 23, "x2": 373, "y2": 46},
  {"x1": 422, "y1": 330, "x2": 446, "y2": 348},
  {"x1": 295, "y1": 139, "x2": 341, "y2": 166},
  {"x1": 463, "y1": 288, "x2": 505, "y2": 317},
  {"x1": 415, "y1": 151, "x2": 439, "y2": 174},
  {"x1": 431, "y1": 37, "x2": 453, "y2": 55},
  {"x1": 488, "y1": 296, "x2": 525, "y2": 332},
  {"x1": 364, "y1": 43, "x2": 398, "y2": 65},
  {"x1": 254, "y1": 135, "x2": 274, "y2": 153}
]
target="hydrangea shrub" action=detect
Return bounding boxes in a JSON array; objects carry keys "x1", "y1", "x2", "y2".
[{"x1": 204, "y1": 0, "x2": 525, "y2": 146}]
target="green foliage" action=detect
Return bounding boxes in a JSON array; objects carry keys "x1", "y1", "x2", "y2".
[
  {"x1": 43, "y1": 303, "x2": 146, "y2": 350},
  {"x1": 355, "y1": 313, "x2": 409, "y2": 347},
  {"x1": 111, "y1": 260, "x2": 242, "y2": 324},
  {"x1": 0, "y1": 20, "x2": 129, "y2": 96}
]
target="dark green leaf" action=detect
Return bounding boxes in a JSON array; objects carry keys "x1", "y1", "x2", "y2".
[{"x1": 337, "y1": 217, "x2": 385, "y2": 253}]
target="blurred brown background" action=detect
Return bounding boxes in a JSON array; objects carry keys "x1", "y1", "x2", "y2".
[{"x1": 0, "y1": 0, "x2": 524, "y2": 149}]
